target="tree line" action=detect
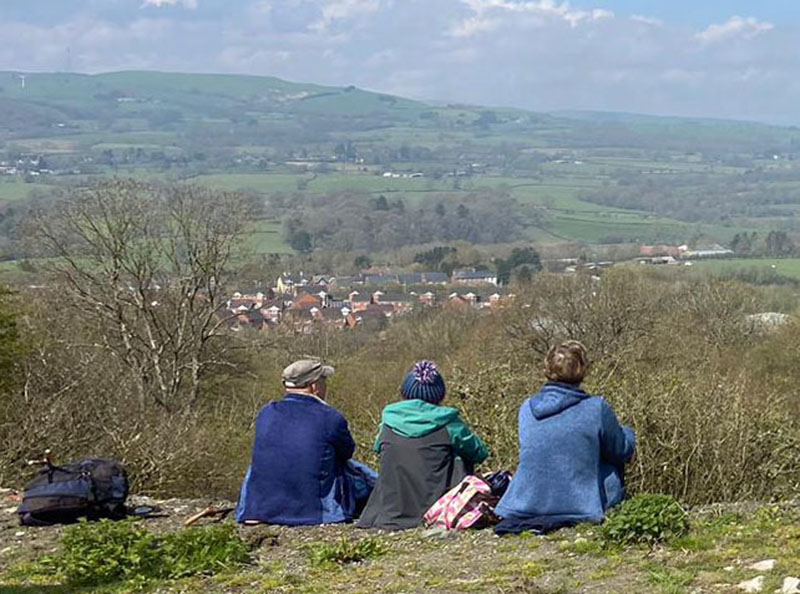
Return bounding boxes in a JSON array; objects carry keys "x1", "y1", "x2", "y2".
[{"x1": 279, "y1": 189, "x2": 526, "y2": 253}]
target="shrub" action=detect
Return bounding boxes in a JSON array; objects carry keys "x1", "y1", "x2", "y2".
[
  {"x1": 40, "y1": 519, "x2": 250, "y2": 587},
  {"x1": 600, "y1": 494, "x2": 689, "y2": 546},
  {"x1": 49, "y1": 518, "x2": 161, "y2": 586},
  {"x1": 307, "y1": 536, "x2": 387, "y2": 566},
  {"x1": 158, "y1": 523, "x2": 251, "y2": 579},
  {"x1": 4, "y1": 269, "x2": 800, "y2": 506}
]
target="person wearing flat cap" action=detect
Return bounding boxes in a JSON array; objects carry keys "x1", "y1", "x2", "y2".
[
  {"x1": 236, "y1": 359, "x2": 375, "y2": 525},
  {"x1": 358, "y1": 360, "x2": 489, "y2": 530}
]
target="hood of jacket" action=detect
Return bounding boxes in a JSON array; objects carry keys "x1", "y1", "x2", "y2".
[
  {"x1": 381, "y1": 399, "x2": 459, "y2": 438},
  {"x1": 529, "y1": 382, "x2": 589, "y2": 420}
]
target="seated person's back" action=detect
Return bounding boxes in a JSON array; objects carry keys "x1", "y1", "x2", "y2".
[
  {"x1": 358, "y1": 361, "x2": 489, "y2": 531},
  {"x1": 496, "y1": 341, "x2": 635, "y2": 531},
  {"x1": 236, "y1": 360, "x2": 358, "y2": 526}
]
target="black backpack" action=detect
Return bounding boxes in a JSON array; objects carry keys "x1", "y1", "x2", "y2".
[{"x1": 18, "y1": 458, "x2": 129, "y2": 526}]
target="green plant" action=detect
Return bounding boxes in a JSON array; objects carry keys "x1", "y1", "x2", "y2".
[
  {"x1": 307, "y1": 536, "x2": 387, "y2": 566},
  {"x1": 646, "y1": 566, "x2": 695, "y2": 594},
  {"x1": 38, "y1": 519, "x2": 251, "y2": 587},
  {"x1": 160, "y1": 523, "x2": 251, "y2": 579},
  {"x1": 600, "y1": 494, "x2": 689, "y2": 546},
  {"x1": 43, "y1": 519, "x2": 161, "y2": 586}
]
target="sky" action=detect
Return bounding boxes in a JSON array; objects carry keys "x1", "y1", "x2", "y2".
[{"x1": 1, "y1": 0, "x2": 799, "y2": 124}]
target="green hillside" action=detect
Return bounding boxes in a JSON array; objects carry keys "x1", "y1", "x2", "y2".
[
  {"x1": 2, "y1": 70, "x2": 800, "y2": 257},
  {"x1": 0, "y1": 70, "x2": 426, "y2": 126}
]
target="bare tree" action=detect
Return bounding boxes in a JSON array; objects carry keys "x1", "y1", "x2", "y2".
[{"x1": 31, "y1": 179, "x2": 251, "y2": 411}]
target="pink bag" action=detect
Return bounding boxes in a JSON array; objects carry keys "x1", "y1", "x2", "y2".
[{"x1": 423, "y1": 475, "x2": 500, "y2": 531}]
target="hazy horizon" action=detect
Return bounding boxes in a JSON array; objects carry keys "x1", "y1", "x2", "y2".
[{"x1": 1, "y1": 0, "x2": 799, "y2": 125}]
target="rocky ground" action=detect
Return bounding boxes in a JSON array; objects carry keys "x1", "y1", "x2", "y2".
[{"x1": 1, "y1": 487, "x2": 800, "y2": 594}]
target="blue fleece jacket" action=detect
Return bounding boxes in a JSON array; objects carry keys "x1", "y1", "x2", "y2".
[
  {"x1": 236, "y1": 393, "x2": 357, "y2": 526},
  {"x1": 495, "y1": 382, "x2": 635, "y2": 525}
]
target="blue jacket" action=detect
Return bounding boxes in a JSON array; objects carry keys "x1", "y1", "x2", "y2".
[
  {"x1": 236, "y1": 393, "x2": 357, "y2": 525},
  {"x1": 495, "y1": 382, "x2": 635, "y2": 525}
]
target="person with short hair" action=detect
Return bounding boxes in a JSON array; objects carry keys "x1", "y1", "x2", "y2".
[
  {"x1": 236, "y1": 360, "x2": 375, "y2": 526},
  {"x1": 358, "y1": 360, "x2": 489, "y2": 531},
  {"x1": 494, "y1": 340, "x2": 635, "y2": 534}
]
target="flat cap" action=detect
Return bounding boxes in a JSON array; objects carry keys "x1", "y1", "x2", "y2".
[{"x1": 282, "y1": 359, "x2": 334, "y2": 388}]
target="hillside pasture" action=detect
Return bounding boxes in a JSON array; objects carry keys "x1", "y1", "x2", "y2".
[
  {"x1": 188, "y1": 173, "x2": 307, "y2": 194},
  {"x1": 691, "y1": 257, "x2": 800, "y2": 281},
  {"x1": 547, "y1": 213, "x2": 741, "y2": 245},
  {"x1": 245, "y1": 219, "x2": 292, "y2": 255},
  {"x1": 0, "y1": 179, "x2": 49, "y2": 203}
]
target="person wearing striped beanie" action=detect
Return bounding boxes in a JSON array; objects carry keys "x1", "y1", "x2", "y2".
[
  {"x1": 358, "y1": 360, "x2": 489, "y2": 530},
  {"x1": 400, "y1": 360, "x2": 447, "y2": 404}
]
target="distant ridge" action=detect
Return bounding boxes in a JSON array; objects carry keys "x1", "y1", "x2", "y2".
[
  {"x1": 551, "y1": 109, "x2": 798, "y2": 130},
  {"x1": 0, "y1": 70, "x2": 425, "y2": 120},
  {"x1": 0, "y1": 69, "x2": 796, "y2": 157},
  {"x1": 1, "y1": 70, "x2": 797, "y2": 131}
]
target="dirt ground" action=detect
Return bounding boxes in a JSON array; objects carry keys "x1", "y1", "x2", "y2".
[{"x1": 2, "y1": 487, "x2": 800, "y2": 594}]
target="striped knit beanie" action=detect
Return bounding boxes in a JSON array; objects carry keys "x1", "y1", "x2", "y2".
[{"x1": 401, "y1": 360, "x2": 446, "y2": 404}]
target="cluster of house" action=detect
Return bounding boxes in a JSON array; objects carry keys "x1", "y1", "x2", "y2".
[
  {"x1": 381, "y1": 171, "x2": 424, "y2": 179},
  {"x1": 0, "y1": 156, "x2": 51, "y2": 177},
  {"x1": 548, "y1": 244, "x2": 737, "y2": 274},
  {"x1": 227, "y1": 269, "x2": 512, "y2": 333},
  {"x1": 637, "y1": 243, "x2": 734, "y2": 265}
]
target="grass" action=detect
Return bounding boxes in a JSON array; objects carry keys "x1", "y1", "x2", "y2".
[
  {"x1": 692, "y1": 258, "x2": 800, "y2": 281},
  {"x1": 2, "y1": 503, "x2": 800, "y2": 593},
  {"x1": 0, "y1": 179, "x2": 49, "y2": 203},
  {"x1": 193, "y1": 171, "x2": 455, "y2": 197},
  {"x1": 7, "y1": 138, "x2": 78, "y2": 153},
  {"x1": 547, "y1": 213, "x2": 738, "y2": 244},
  {"x1": 188, "y1": 173, "x2": 309, "y2": 194},
  {"x1": 245, "y1": 219, "x2": 293, "y2": 255},
  {"x1": 6, "y1": 520, "x2": 251, "y2": 590},
  {"x1": 306, "y1": 536, "x2": 387, "y2": 567}
]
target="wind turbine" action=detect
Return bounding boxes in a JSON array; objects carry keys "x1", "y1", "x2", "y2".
[{"x1": 18, "y1": 74, "x2": 26, "y2": 89}]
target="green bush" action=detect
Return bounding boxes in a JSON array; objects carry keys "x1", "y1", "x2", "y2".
[
  {"x1": 40, "y1": 519, "x2": 250, "y2": 587},
  {"x1": 601, "y1": 494, "x2": 689, "y2": 546},
  {"x1": 158, "y1": 523, "x2": 251, "y2": 579},
  {"x1": 50, "y1": 518, "x2": 161, "y2": 586},
  {"x1": 307, "y1": 536, "x2": 387, "y2": 566}
]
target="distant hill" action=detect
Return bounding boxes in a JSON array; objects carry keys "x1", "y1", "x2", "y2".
[
  {"x1": 0, "y1": 71, "x2": 426, "y2": 133},
  {"x1": 1, "y1": 70, "x2": 796, "y2": 151}
]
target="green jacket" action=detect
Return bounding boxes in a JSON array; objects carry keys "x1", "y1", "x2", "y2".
[{"x1": 375, "y1": 399, "x2": 489, "y2": 465}]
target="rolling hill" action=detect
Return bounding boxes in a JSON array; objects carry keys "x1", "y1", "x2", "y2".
[{"x1": 2, "y1": 70, "x2": 800, "y2": 257}]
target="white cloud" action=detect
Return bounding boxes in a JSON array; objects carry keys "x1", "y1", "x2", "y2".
[
  {"x1": 696, "y1": 16, "x2": 774, "y2": 44},
  {"x1": 310, "y1": 0, "x2": 382, "y2": 32},
  {"x1": 449, "y1": 15, "x2": 500, "y2": 38},
  {"x1": 0, "y1": 1, "x2": 797, "y2": 123},
  {"x1": 450, "y1": 0, "x2": 614, "y2": 37},
  {"x1": 142, "y1": 0, "x2": 198, "y2": 9},
  {"x1": 630, "y1": 15, "x2": 662, "y2": 27}
]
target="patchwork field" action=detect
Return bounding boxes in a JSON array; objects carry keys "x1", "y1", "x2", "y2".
[
  {"x1": 187, "y1": 170, "x2": 743, "y2": 249},
  {"x1": 2, "y1": 70, "x2": 800, "y2": 259}
]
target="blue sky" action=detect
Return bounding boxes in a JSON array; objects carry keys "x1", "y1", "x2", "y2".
[
  {"x1": 570, "y1": 0, "x2": 800, "y2": 25},
  {"x1": 1, "y1": 0, "x2": 799, "y2": 124}
]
